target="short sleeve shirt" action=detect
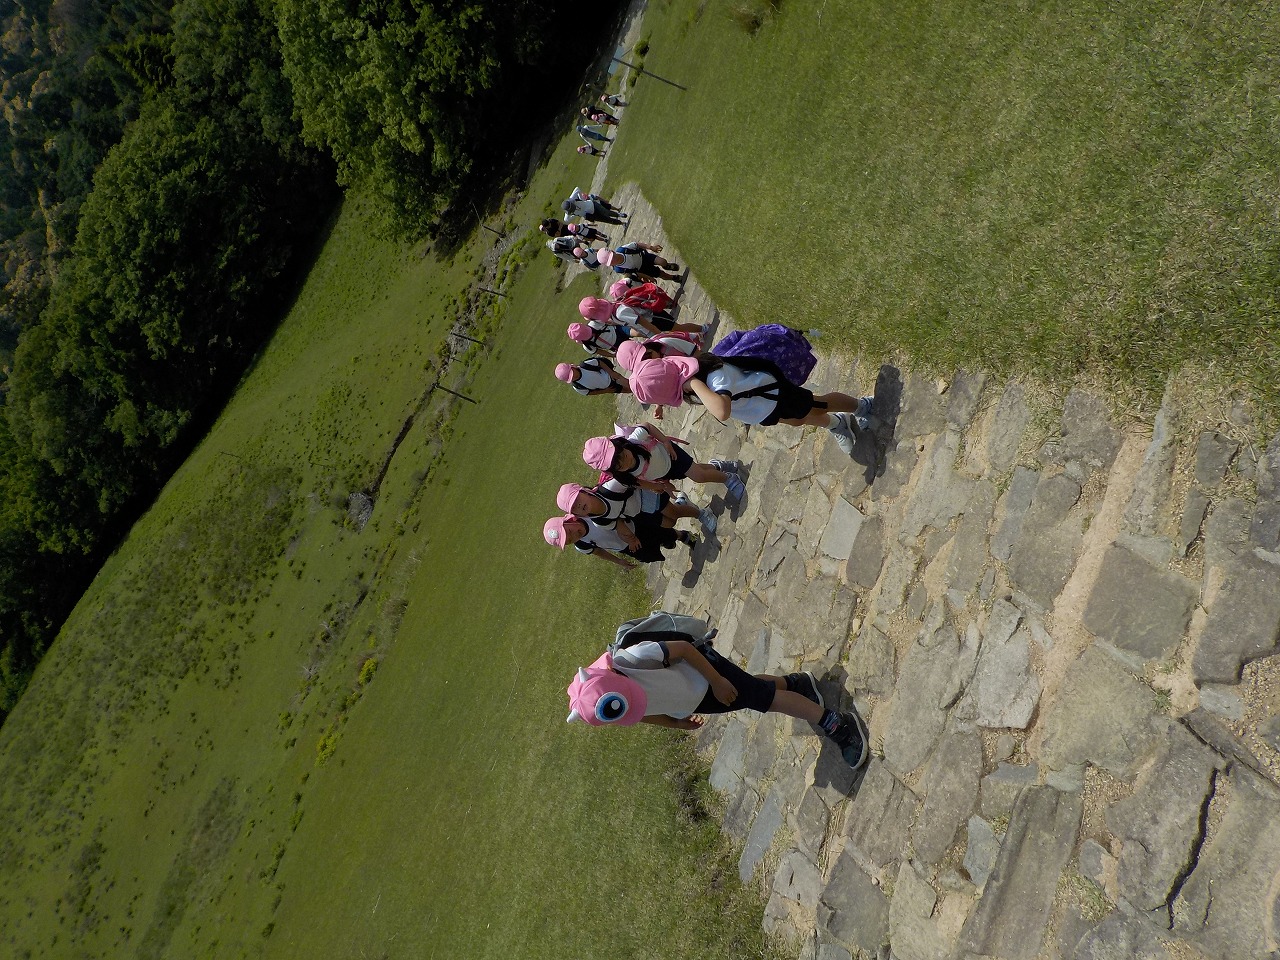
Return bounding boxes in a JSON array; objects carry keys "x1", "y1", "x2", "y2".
[
  {"x1": 572, "y1": 357, "x2": 615, "y2": 395},
  {"x1": 622, "y1": 425, "x2": 672, "y2": 480},
  {"x1": 704, "y1": 365, "x2": 781, "y2": 425},
  {"x1": 613, "y1": 244, "x2": 646, "y2": 271},
  {"x1": 574, "y1": 517, "x2": 629, "y2": 554},
  {"x1": 612, "y1": 640, "x2": 708, "y2": 718}
]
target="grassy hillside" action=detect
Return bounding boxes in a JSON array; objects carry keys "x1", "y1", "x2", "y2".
[
  {"x1": 609, "y1": 0, "x2": 1280, "y2": 423},
  {"x1": 0, "y1": 136, "x2": 775, "y2": 958}
]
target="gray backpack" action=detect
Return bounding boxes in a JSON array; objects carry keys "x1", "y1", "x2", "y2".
[{"x1": 611, "y1": 610, "x2": 717, "y2": 655}]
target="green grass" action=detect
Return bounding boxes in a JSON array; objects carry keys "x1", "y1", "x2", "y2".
[
  {"x1": 0, "y1": 132, "x2": 776, "y2": 958},
  {"x1": 609, "y1": 0, "x2": 1280, "y2": 424}
]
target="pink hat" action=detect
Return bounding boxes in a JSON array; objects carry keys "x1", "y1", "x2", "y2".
[
  {"x1": 615, "y1": 339, "x2": 647, "y2": 372},
  {"x1": 566, "y1": 653, "x2": 648, "y2": 725},
  {"x1": 608, "y1": 279, "x2": 632, "y2": 300},
  {"x1": 597, "y1": 250, "x2": 621, "y2": 267},
  {"x1": 554, "y1": 362, "x2": 576, "y2": 383},
  {"x1": 578, "y1": 297, "x2": 613, "y2": 322},
  {"x1": 582, "y1": 436, "x2": 618, "y2": 471},
  {"x1": 573, "y1": 246, "x2": 586, "y2": 258},
  {"x1": 567, "y1": 322, "x2": 592, "y2": 343},
  {"x1": 629, "y1": 356, "x2": 699, "y2": 406},
  {"x1": 543, "y1": 514, "x2": 576, "y2": 549},
  {"x1": 556, "y1": 482, "x2": 587, "y2": 514}
]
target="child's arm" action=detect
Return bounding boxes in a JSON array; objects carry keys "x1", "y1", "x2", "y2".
[
  {"x1": 687, "y1": 379, "x2": 731, "y2": 421},
  {"x1": 587, "y1": 548, "x2": 636, "y2": 572},
  {"x1": 666, "y1": 640, "x2": 737, "y2": 705},
  {"x1": 641, "y1": 714, "x2": 703, "y2": 730}
]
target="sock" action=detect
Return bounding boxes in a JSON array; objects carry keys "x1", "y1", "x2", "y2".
[
  {"x1": 825, "y1": 413, "x2": 842, "y2": 430},
  {"x1": 818, "y1": 709, "x2": 841, "y2": 736}
]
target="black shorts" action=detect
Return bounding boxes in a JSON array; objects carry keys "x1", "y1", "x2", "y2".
[
  {"x1": 662, "y1": 445, "x2": 695, "y2": 481},
  {"x1": 693, "y1": 648, "x2": 777, "y2": 714},
  {"x1": 626, "y1": 509, "x2": 677, "y2": 563},
  {"x1": 758, "y1": 379, "x2": 820, "y2": 425}
]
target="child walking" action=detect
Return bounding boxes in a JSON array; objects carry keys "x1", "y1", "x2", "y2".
[{"x1": 565, "y1": 611, "x2": 870, "y2": 769}]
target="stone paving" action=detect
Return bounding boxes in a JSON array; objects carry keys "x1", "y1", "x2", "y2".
[{"x1": 579, "y1": 175, "x2": 1280, "y2": 959}]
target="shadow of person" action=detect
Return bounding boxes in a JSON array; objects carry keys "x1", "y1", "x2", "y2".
[
  {"x1": 681, "y1": 529, "x2": 720, "y2": 587},
  {"x1": 854, "y1": 363, "x2": 903, "y2": 489},
  {"x1": 792, "y1": 666, "x2": 872, "y2": 799}
]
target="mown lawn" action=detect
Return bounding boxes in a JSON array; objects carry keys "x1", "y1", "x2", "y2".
[
  {"x1": 0, "y1": 131, "x2": 776, "y2": 958},
  {"x1": 609, "y1": 0, "x2": 1280, "y2": 424}
]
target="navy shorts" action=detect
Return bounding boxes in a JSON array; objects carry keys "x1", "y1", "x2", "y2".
[
  {"x1": 693, "y1": 648, "x2": 777, "y2": 714},
  {"x1": 759, "y1": 379, "x2": 819, "y2": 425}
]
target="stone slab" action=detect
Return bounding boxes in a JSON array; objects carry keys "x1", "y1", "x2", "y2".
[
  {"x1": 709, "y1": 716, "x2": 749, "y2": 792},
  {"x1": 888, "y1": 860, "x2": 950, "y2": 960},
  {"x1": 772, "y1": 849, "x2": 823, "y2": 910},
  {"x1": 845, "y1": 513, "x2": 885, "y2": 589},
  {"x1": 1192, "y1": 550, "x2": 1280, "y2": 683},
  {"x1": 1039, "y1": 647, "x2": 1160, "y2": 778},
  {"x1": 847, "y1": 621, "x2": 896, "y2": 698},
  {"x1": 897, "y1": 373, "x2": 948, "y2": 439},
  {"x1": 1039, "y1": 389, "x2": 1121, "y2": 475},
  {"x1": 1082, "y1": 542, "x2": 1199, "y2": 661},
  {"x1": 957, "y1": 786, "x2": 1083, "y2": 960},
  {"x1": 986, "y1": 382, "x2": 1032, "y2": 473},
  {"x1": 1122, "y1": 403, "x2": 1176, "y2": 537},
  {"x1": 817, "y1": 849, "x2": 890, "y2": 955},
  {"x1": 843, "y1": 758, "x2": 919, "y2": 871},
  {"x1": 882, "y1": 626, "x2": 959, "y2": 776},
  {"x1": 991, "y1": 466, "x2": 1040, "y2": 562},
  {"x1": 1008, "y1": 473, "x2": 1084, "y2": 609},
  {"x1": 739, "y1": 785, "x2": 784, "y2": 882},
  {"x1": 820, "y1": 497, "x2": 864, "y2": 562},
  {"x1": 1193, "y1": 431, "x2": 1237, "y2": 487},
  {"x1": 910, "y1": 727, "x2": 983, "y2": 865},
  {"x1": 1250, "y1": 431, "x2": 1280, "y2": 549},
  {"x1": 1072, "y1": 910, "x2": 1166, "y2": 960},
  {"x1": 942, "y1": 479, "x2": 996, "y2": 599},
  {"x1": 963, "y1": 815, "x2": 1000, "y2": 889}
]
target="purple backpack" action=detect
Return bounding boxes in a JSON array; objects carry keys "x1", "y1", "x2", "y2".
[{"x1": 711, "y1": 324, "x2": 817, "y2": 385}]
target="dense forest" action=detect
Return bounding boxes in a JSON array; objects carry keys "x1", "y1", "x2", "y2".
[{"x1": 0, "y1": 0, "x2": 612, "y2": 717}]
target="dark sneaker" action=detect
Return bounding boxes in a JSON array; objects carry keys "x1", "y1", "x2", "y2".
[
  {"x1": 830, "y1": 710, "x2": 870, "y2": 770},
  {"x1": 785, "y1": 671, "x2": 824, "y2": 709}
]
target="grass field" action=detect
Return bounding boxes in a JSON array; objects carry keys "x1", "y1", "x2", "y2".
[
  {"x1": 609, "y1": 0, "x2": 1280, "y2": 424},
  {"x1": 0, "y1": 132, "x2": 776, "y2": 958}
]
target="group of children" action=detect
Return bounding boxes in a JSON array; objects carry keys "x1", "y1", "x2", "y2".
[{"x1": 543, "y1": 94, "x2": 872, "y2": 769}]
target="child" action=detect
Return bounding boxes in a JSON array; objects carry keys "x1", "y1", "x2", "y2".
[
  {"x1": 540, "y1": 218, "x2": 608, "y2": 245},
  {"x1": 562, "y1": 187, "x2": 627, "y2": 223},
  {"x1": 556, "y1": 477, "x2": 716, "y2": 536},
  {"x1": 600, "y1": 93, "x2": 627, "y2": 108},
  {"x1": 581, "y1": 425, "x2": 745, "y2": 505},
  {"x1": 565, "y1": 611, "x2": 870, "y2": 770},
  {"x1": 554, "y1": 358, "x2": 630, "y2": 396},
  {"x1": 577, "y1": 144, "x2": 606, "y2": 157},
  {"x1": 542, "y1": 513, "x2": 695, "y2": 569},
  {"x1": 577, "y1": 296, "x2": 702, "y2": 338},
  {"x1": 581, "y1": 106, "x2": 620, "y2": 126},
  {"x1": 627, "y1": 351, "x2": 876, "y2": 457},
  {"x1": 598, "y1": 242, "x2": 681, "y2": 282},
  {"x1": 567, "y1": 320, "x2": 635, "y2": 357}
]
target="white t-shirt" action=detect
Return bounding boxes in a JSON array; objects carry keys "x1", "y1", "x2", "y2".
[
  {"x1": 621, "y1": 425, "x2": 673, "y2": 480},
  {"x1": 704, "y1": 365, "x2": 781, "y2": 424},
  {"x1": 613, "y1": 304, "x2": 650, "y2": 326},
  {"x1": 583, "y1": 321, "x2": 621, "y2": 354},
  {"x1": 612, "y1": 640, "x2": 708, "y2": 718},
  {"x1": 572, "y1": 358, "x2": 615, "y2": 395},
  {"x1": 574, "y1": 517, "x2": 629, "y2": 554},
  {"x1": 588, "y1": 478, "x2": 642, "y2": 525},
  {"x1": 613, "y1": 245, "x2": 645, "y2": 270}
]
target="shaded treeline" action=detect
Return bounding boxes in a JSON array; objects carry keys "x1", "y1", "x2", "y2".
[{"x1": 0, "y1": 0, "x2": 614, "y2": 717}]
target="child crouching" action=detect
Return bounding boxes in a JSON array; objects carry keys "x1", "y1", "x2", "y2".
[{"x1": 566, "y1": 612, "x2": 869, "y2": 769}]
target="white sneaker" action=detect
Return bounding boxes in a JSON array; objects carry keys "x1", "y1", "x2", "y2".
[
  {"x1": 698, "y1": 507, "x2": 717, "y2": 534},
  {"x1": 829, "y1": 414, "x2": 856, "y2": 456}
]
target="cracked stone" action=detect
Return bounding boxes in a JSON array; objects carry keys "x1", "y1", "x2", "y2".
[
  {"x1": 1193, "y1": 431, "x2": 1238, "y2": 487},
  {"x1": 1177, "y1": 488, "x2": 1210, "y2": 556},
  {"x1": 847, "y1": 621, "x2": 896, "y2": 698},
  {"x1": 1202, "y1": 495, "x2": 1253, "y2": 572},
  {"x1": 872, "y1": 438, "x2": 920, "y2": 500},
  {"x1": 943, "y1": 479, "x2": 996, "y2": 598},
  {"x1": 817, "y1": 849, "x2": 890, "y2": 955},
  {"x1": 910, "y1": 727, "x2": 983, "y2": 865},
  {"x1": 1039, "y1": 389, "x2": 1121, "y2": 476},
  {"x1": 883, "y1": 625, "x2": 960, "y2": 775},
  {"x1": 986, "y1": 382, "x2": 1032, "y2": 473},
  {"x1": 1008, "y1": 473, "x2": 1084, "y2": 609},
  {"x1": 991, "y1": 468, "x2": 1039, "y2": 563},
  {"x1": 772, "y1": 849, "x2": 823, "y2": 910},
  {"x1": 1192, "y1": 550, "x2": 1280, "y2": 683},
  {"x1": 960, "y1": 618, "x2": 1041, "y2": 729},
  {"x1": 1122, "y1": 402, "x2": 1176, "y2": 537},
  {"x1": 843, "y1": 758, "x2": 919, "y2": 870},
  {"x1": 888, "y1": 860, "x2": 951, "y2": 960},
  {"x1": 739, "y1": 785, "x2": 784, "y2": 882},
  {"x1": 1072, "y1": 911, "x2": 1166, "y2": 960}
]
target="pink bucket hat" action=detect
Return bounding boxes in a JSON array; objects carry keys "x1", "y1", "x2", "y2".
[
  {"x1": 578, "y1": 297, "x2": 614, "y2": 322},
  {"x1": 597, "y1": 249, "x2": 621, "y2": 267},
  {"x1": 556, "y1": 482, "x2": 587, "y2": 514},
  {"x1": 566, "y1": 652, "x2": 648, "y2": 725},
  {"x1": 608, "y1": 279, "x2": 632, "y2": 300},
  {"x1": 567, "y1": 322, "x2": 592, "y2": 343},
  {"x1": 582, "y1": 436, "x2": 619, "y2": 471},
  {"x1": 629, "y1": 356, "x2": 699, "y2": 406},
  {"x1": 554, "y1": 362, "x2": 576, "y2": 383},
  {"x1": 543, "y1": 514, "x2": 577, "y2": 549},
  {"x1": 615, "y1": 339, "x2": 646, "y2": 372}
]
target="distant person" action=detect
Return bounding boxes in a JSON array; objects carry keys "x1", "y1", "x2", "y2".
[
  {"x1": 581, "y1": 107, "x2": 620, "y2": 126},
  {"x1": 565, "y1": 610, "x2": 870, "y2": 770},
  {"x1": 598, "y1": 242, "x2": 681, "y2": 282},
  {"x1": 543, "y1": 513, "x2": 695, "y2": 569},
  {"x1": 577, "y1": 125, "x2": 611, "y2": 145},
  {"x1": 562, "y1": 187, "x2": 628, "y2": 224},
  {"x1": 554, "y1": 358, "x2": 630, "y2": 396},
  {"x1": 556, "y1": 477, "x2": 714, "y2": 537},
  {"x1": 577, "y1": 144, "x2": 607, "y2": 158},
  {"x1": 540, "y1": 218, "x2": 608, "y2": 245},
  {"x1": 627, "y1": 351, "x2": 876, "y2": 456},
  {"x1": 567, "y1": 320, "x2": 639, "y2": 357},
  {"x1": 577, "y1": 296, "x2": 702, "y2": 338},
  {"x1": 600, "y1": 93, "x2": 627, "y2": 108}
]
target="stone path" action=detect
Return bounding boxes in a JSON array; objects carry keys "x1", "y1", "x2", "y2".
[{"x1": 582, "y1": 177, "x2": 1280, "y2": 959}]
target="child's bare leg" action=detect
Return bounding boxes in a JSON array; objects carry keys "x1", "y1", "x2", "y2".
[
  {"x1": 687, "y1": 463, "x2": 728, "y2": 485},
  {"x1": 663, "y1": 501, "x2": 700, "y2": 521},
  {"x1": 767, "y1": 688, "x2": 824, "y2": 724}
]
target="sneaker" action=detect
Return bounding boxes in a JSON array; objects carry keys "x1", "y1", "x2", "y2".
[
  {"x1": 683, "y1": 531, "x2": 700, "y2": 549},
  {"x1": 709, "y1": 458, "x2": 741, "y2": 475},
  {"x1": 698, "y1": 507, "x2": 717, "y2": 534},
  {"x1": 853, "y1": 397, "x2": 876, "y2": 432},
  {"x1": 673, "y1": 492, "x2": 690, "y2": 506},
  {"x1": 784, "y1": 671, "x2": 824, "y2": 709},
  {"x1": 700, "y1": 322, "x2": 712, "y2": 341},
  {"x1": 829, "y1": 413, "x2": 857, "y2": 456},
  {"x1": 723, "y1": 473, "x2": 746, "y2": 504},
  {"x1": 830, "y1": 710, "x2": 870, "y2": 770}
]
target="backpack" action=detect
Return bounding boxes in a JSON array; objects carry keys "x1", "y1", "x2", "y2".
[
  {"x1": 620, "y1": 282, "x2": 677, "y2": 313},
  {"x1": 711, "y1": 324, "x2": 816, "y2": 385},
  {"x1": 612, "y1": 611, "x2": 716, "y2": 654},
  {"x1": 644, "y1": 331, "x2": 700, "y2": 357}
]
